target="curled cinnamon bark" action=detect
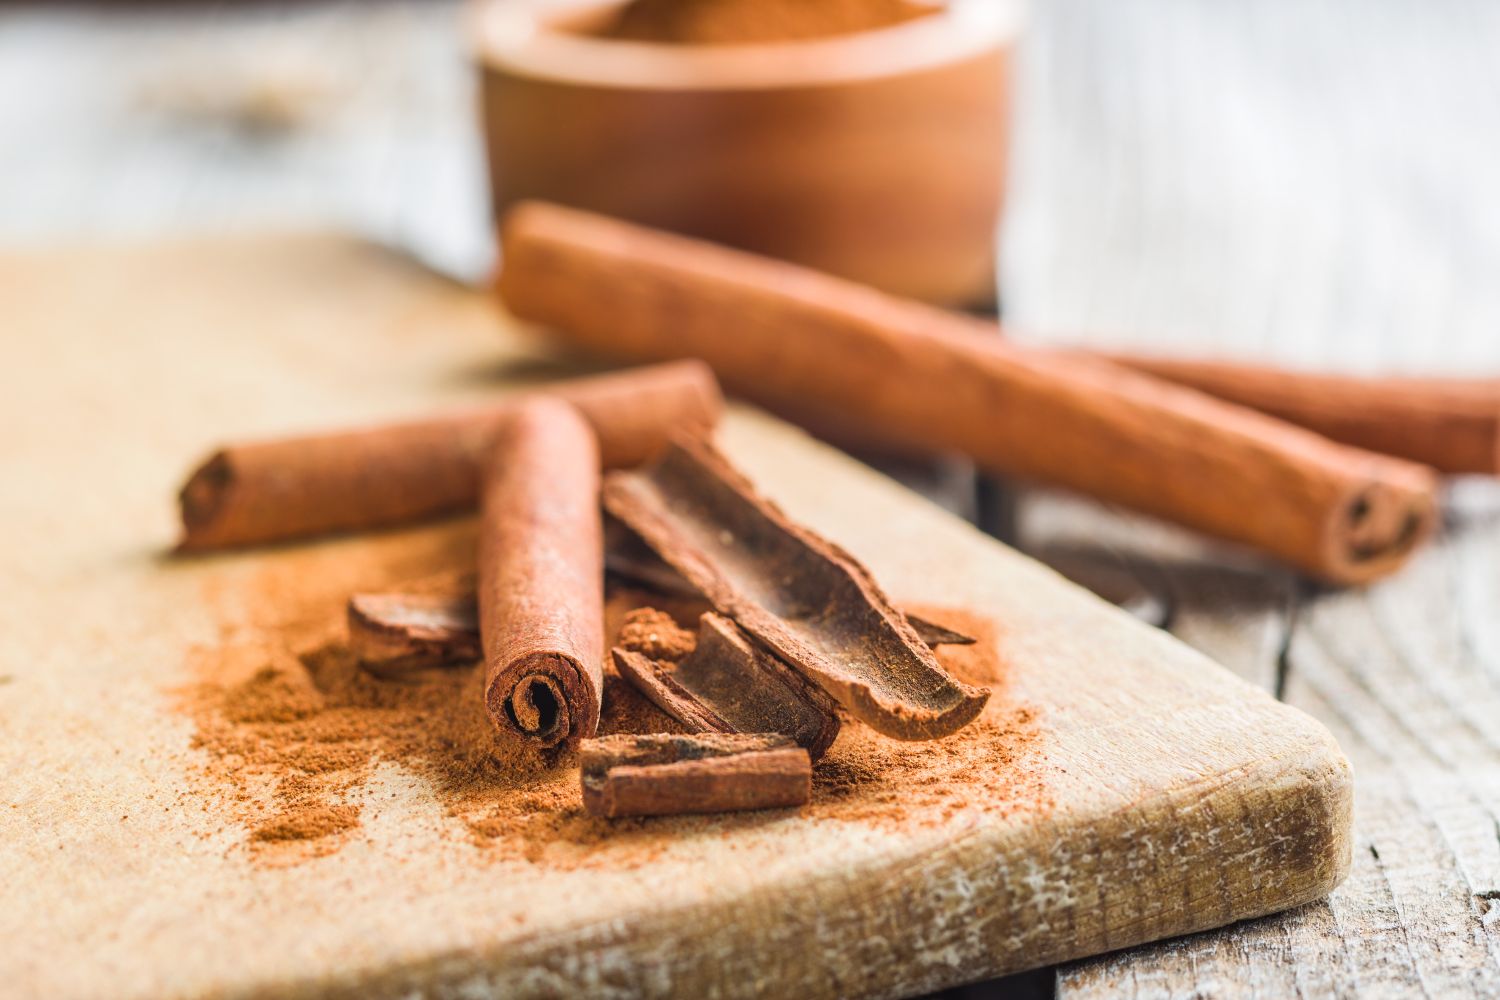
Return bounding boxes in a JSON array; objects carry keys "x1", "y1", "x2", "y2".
[
  {"x1": 498, "y1": 202, "x2": 1439, "y2": 585},
  {"x1": 479, "y1": 398, "x2": 604, "y2": 750},
  {"x1": 1099, "y1": 353, "x2": 1500, "y2": 476},
  {"x1": 613, "y1": 611, "x2": 842, "y2": 760},
  {"x1": 580, "y1": 733, "x2": 811, "y2": 818},
  {"x1": 604, "y1": 435, "x2": 990, "y2": 741},
  {"x1": 177, "y1": 361, "x2": 720, "y2": 550}
]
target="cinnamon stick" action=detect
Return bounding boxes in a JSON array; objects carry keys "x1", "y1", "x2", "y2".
[
  {"x1": 580, "y1": 733, "x2": 811, "y2": 818},
  {"x1": 498, "y1": 202, "x2": 1439, "y2": 585},
  {"x1": 603, "y1": 434, "x2": 990, "y2": 741},
  {"x1": 1098, "y1": 353, "x2": 1500, "y2": 476},
  {"x1": 177, "y1": 360, "x2": 720, "y2": 550},
  {"x1": 479, "y1": 398, "x2": 604, "y2": 750},
  {"x1": 612, "y1": 611, "x2": 842, "y2": 760}
]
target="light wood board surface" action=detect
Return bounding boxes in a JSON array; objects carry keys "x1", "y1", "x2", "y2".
[{"x1": 0, "y1": 234, "x2": 1348, "y2": 999}]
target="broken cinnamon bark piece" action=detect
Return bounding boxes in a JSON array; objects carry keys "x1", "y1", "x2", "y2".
[
  {"x1": 602, "y1": 435, "x2": 990, "y2": 741},
  {"x1": 347, "y1": 593, "x2": 480, "y2": 675},
  {"x1": 613, "y1": 611, "x2": 842, "y2": 760},
  {"x1": 580, "y1": 733, "x2": 811, "y2": 819}
]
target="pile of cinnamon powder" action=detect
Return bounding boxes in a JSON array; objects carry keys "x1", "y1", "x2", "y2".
[
  {"x1": 594, "y1": 0, "x2": 940, "y2": 45},
  {"x1": 180, "y1": 523, "x2": 1048, "y2": 867}
]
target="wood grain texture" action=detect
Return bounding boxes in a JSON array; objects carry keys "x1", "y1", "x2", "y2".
[{"x1": 0, "y1": 234, "x2": 1349, "y2": 999}]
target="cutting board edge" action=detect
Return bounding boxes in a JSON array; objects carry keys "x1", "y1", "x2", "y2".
[{"x1": 221, "y1": 721, "x2": 1352, "y2": 1000}]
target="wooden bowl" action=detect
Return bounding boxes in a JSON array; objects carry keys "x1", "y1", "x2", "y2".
[{"x1": 473, "y1": 0, "x2": 1019, "y2": 307}]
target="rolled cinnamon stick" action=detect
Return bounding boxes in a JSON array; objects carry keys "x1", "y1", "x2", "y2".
[
  {"x1": 479, "y1": 398, "x2": 604, "y2": 750},
  {"x1": 1098, "y1": 353, "x2": 1500, "y2": 476},
  {"x1": 177, "y1": 360, "x2": 720, "y2": 550},
  {"x1": 499, "y1": 202, "x2": 1438, "y2": 585}
]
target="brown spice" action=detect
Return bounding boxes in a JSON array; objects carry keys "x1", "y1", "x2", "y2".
[
  {"x1": 604, "y1": 434, "x2": 989, "y2": 740},
  {"x1": 346, "y1": 588, "x2": 972, "y2": 679},
  {"x1": 594, "y1": 0, "x2": 939, "y2": 45},
  {"x1": 348, "y1": 592, "x2": 481, "y2": 675},
  {"x1": 580, "y1": 733, "x2": 811, "y2": 818},
  {"x1": 478, "y1": 399, "x2": 604, "y2": 751},
  {"x1": 1098, "y1": 351, "x2": 1500, "y2": 476},
  {"x1": 180, "y1": 523, "x2": 1048, "y2": 865},
  {"x1": 614, "y1": 611, "x2": 843, "y2": 759},
  {"x1": 176, "y1": 360, "x2": 721, "y2": 551},
  {"x1": 617, "y1": 607, "x2": 696, "y2": 662}
]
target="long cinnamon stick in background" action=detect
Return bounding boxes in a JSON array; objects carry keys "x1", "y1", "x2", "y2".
[
  {"x1": 580, "y1": 734, "x2": 811, "y2": 818},
  {"x1": 499, "y1": 202, "x2": 1438, "y2": 586},
  {"x1": 604, "y1": 435, "x2": 990, "y2": 741},
  {"x1": 612, "y1": 610, "x2": 843, "y2": 760},
  {"x1": 479, "y1": 398, "x2": 604, "y2": 751},
  {"x1": 177, "y1": 360, "x2": 720, "y2": 551},
  {"x1": 1099, "y1": 353, "x2": 1500, "y2": 475}
]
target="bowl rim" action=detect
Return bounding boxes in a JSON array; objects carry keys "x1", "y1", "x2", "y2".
[{"x1": 471, "y1": 0, "x2": 1023, "y2": 91}]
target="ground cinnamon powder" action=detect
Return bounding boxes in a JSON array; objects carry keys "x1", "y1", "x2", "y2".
[
  {"x1": 180, "y1": 521, "x2": 1048, "y2": 867},
  {"x1": 594, "y1": 0, "x2": 940, "y2": 45}
]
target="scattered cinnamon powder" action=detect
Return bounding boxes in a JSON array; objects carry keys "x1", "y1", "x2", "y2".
[
  {"x1": 617, "y1": 607, "x2": 697, "y2": 662},
  {"x1": 179, "y1": 522, "x2": 1048, "y2": 867},
  {"x1": 904, "y1": 604, "x2": 1006, "y2": 686},
  {"x1": 591, "y1": 0, "x2": 940, "y2": 45}
]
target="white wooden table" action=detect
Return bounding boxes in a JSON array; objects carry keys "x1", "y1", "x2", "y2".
[{"x1": 5, "y1": 2, "x2": 1499, "y2": 996}]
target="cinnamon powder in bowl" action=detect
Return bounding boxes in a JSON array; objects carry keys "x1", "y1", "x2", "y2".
[{"x1": 593, "y1": 0, "x2": 939, "y2": 45}]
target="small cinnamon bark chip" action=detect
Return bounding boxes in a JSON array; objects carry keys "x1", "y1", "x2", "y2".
[
  {"x1": 906, "y1": 613, "x2": 976, "y2": 647},
  {"x1": 580, "y1": 733, "x2": 811, "y2": 818},
  {"x1": 347, "y1": 593, "x2": 479, "y2": 675},
  {"x1": 602, "y1": 435, "x2": 990, "y2": 741},
  {"x1": 176, "y1": 360, "x2": 720, "y2": 551},
  {"x1": 612, "y1": 612, "x2": 842, "y2": 760},
  {"x1": 479, "y1": 399, "x2": 605, "y2": 751}
]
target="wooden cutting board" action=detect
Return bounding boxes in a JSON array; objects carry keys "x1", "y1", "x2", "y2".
[{"x1": 0, "y1": 234, "x2": 1350, "y2": 999}]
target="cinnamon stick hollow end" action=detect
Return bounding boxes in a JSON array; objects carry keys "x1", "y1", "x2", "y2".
[
  {"x1": 1319, "y1": 463, "x2": 1439, "y2": 586},
  {"x1": 479, "y1": 397, "x2": 605, "y2": 751}
]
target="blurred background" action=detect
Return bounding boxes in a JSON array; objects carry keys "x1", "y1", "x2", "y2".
[{"x1": 5, "y1": 0, "x2": 1499, "y2": 374}]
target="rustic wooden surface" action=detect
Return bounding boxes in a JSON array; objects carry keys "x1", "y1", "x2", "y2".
[
  {"x1": 0, "y1": 233, "x2": 1348, "y2": 998},
  {"x1": 3, "y1": 2, "x2": 1499, "y2": 997}
]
